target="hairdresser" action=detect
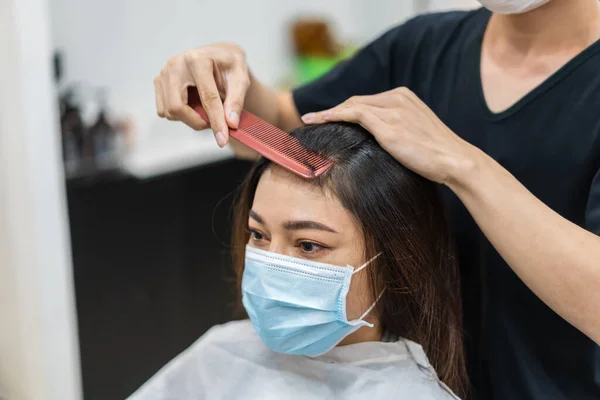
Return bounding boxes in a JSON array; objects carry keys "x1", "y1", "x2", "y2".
[{"x1": 154, "y1": 0, "x2": 600, "y2": 398}]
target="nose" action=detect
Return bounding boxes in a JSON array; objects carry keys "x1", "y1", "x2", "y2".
[{"x1": 265, "y1": 239, "x2": 290, "y2": 257}]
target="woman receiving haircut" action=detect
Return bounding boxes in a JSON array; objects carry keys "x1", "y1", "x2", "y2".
[{"x1": 128, "y1": 123, "x2": 468, "y2": 399}]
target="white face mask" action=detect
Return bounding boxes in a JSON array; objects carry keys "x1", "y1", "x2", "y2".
[{"x1": 477, "y1": 0, "x2": 551, "y2": 14}]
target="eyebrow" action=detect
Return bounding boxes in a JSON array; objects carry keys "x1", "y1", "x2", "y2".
[
  {"x1": 249, "y1": 210, "x2": 338, "y2": 233},
  {"x1": 249, "y1": 210, "x2": 264, "y2": 224},
  {"x1": 283, "y1": 220, "x2": 338, "y2": 233}
]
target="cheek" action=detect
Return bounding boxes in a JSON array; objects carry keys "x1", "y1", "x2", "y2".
[
  {"x1": 345, "y1": 271, "x2": 375, "y2": 320},
  {"x1": 343, "y1": 243, "x2": 375, "y2": 320},
  {"x1": 338, "y1": 228, "x2": 375, "y2": 321}
]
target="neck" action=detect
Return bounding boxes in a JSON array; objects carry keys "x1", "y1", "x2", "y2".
[{"x1": 487, "y1": 0, "x2": 600, "y2": 52}]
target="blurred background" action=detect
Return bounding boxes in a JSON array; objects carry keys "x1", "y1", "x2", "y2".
[{"x1": 1, "y1": 1, "x2": 478, "y2": 399}]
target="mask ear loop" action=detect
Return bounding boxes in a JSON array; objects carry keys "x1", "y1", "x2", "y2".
[
  {"x1": 352, "y1": 252, "x2": 382, "y2": 275},
  {"x1": 359, "y1": 290, "x2": 385, "y2": 321},
  {"x1": 351, "y1": 252, "x2": 385, "y2": 321}
]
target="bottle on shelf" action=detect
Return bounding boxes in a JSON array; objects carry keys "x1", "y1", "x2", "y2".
[
  {"x1": 89, "y1": 88, "x2": 120, "y2": 170},
  {"x1": 59, "y1": 88, "x2": 85, "y2": 177}
]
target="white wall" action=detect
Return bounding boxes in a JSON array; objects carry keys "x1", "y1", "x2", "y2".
[
  {"x1": 48, "y1": 0, "x2": 416, "y2": 143},
  {"x1": 0, "y1": 0, "x2": 82, "y2": 399}
]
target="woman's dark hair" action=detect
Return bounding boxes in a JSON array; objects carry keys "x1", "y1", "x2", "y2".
[{"x1": 232, "y1": 123, "x2": 467, "y2": 397}]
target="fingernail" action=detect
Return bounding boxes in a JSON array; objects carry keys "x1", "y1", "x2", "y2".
[
  {"x1": 301, "y1": 113, "x2": 316, "y2": 123},
  {"x1": 229, "y1": 111, "x2": 239, "y2": 126},
  {"x1": 215, "y1": 131, "x2": 226, "y2": 148}
]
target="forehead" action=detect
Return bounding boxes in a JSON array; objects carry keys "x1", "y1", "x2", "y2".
[{"x1": 251, "y1": 166, "x2": 355, "y2": 228}]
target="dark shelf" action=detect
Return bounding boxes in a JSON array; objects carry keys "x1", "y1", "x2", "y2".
[{"x1": 67, "y1": 158, "x2": 252, "y2": 400}]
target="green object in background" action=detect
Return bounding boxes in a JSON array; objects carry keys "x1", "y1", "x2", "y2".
[{"x1": 294, "y1": 47, "x2": 357, "y2": 85}]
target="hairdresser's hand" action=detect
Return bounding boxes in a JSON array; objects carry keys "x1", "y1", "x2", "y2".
[
  {"x1": 301, "y1": 87, "x2": 481, "y2": 186},
  {"x1": 154, "y1": 43, "x2": 250, "y2": 147}
]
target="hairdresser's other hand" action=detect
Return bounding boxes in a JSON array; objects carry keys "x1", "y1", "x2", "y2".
[
  {"x1": 301, "y1": 88, "x2": 481, "y2": 185},
  {"x1": 154, "y1": 43, "x2": 250, "y2": 147}
]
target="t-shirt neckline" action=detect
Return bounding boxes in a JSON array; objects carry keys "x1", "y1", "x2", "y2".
[{"x1": 469, "y1": 9, "x2": 600, "y2": 123}]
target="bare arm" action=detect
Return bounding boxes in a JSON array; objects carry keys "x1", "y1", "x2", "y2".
[{"x1": 450, "y1": 150, "x2": 600, "y2": 344}]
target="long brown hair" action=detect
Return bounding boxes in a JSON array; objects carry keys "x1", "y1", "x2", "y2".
[{"x1": 231, "y1": 123, "x2": 468, "y2": 397}]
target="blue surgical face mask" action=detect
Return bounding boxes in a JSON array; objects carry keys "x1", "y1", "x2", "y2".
[
  {"x1": 477, "y1": 0, "x2": 550, "y2": 14},
  {"x1": 242, "y1": 245, "x2": 383, "y2": 357}
]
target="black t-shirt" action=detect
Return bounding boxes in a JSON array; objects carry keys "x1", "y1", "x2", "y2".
[{"x1": 293, "y1": 8, "x2": 600, "y2": 400}]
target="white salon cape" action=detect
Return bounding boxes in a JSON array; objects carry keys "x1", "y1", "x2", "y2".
[{"x1": 127, "y1": 319, "x2": 461, "y2": 400}]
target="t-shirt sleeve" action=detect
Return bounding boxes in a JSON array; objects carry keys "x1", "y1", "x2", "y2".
[
  {"x1": 292, "y1": 19, "x2": 419, "y2": 115},
  {"x1": 585, "y1": 167, "x2": 600, "y2": 235},
  {"x1": 291, "y1": 11, "x2": 476, "y2": 115}
]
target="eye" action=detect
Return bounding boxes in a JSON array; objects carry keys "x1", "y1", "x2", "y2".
[
  {"x1": 299, "y1": 241, "x2": 324, "y2": 254},
  {"x1": 246, "y1": 228, "x2": 266, "y2": 242}
]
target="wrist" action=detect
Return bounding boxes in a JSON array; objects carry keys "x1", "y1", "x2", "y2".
[
  {"x1": 443, "y1": 144, "x2": 488, "y2": 195},
  {"x1": 244, "y1": 72, "x2": 280, "y2": 124}
]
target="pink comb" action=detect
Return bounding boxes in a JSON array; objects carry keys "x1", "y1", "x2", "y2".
[{"x1": 187, "y1": 88, "x2": 333, "y2": 179}]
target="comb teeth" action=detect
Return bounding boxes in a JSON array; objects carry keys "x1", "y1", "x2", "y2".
[
  {"x1": 190, "y1": 102, "x2": 333, "y2": 179},
  {"x1": 242, "y1": 122, "x2": 331, "y2": 165},
  {"x1": 231, "y1": 122, "x2": 333, "y2": 178}
]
